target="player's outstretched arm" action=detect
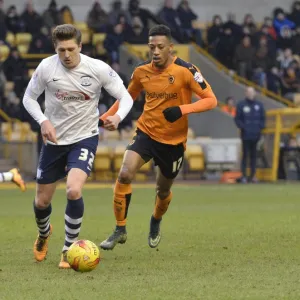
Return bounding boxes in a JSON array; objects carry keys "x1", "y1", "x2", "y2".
[
  {"x1": 103, "y1": 85, "x2": 134, "y2": 131},
  {"x1": 99, "y1": 66, "x2": 142, "y2": 128},
  {"x1": 99, "y1": 88, "x2": 141, "y2": 128},
  {"x1": 163, "y1": 89, "x2": 217, "y2": 123}
]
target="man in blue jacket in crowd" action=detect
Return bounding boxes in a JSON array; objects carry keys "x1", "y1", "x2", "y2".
[{"x1": 235, "y1": 87, "x2": 266, "y2": 183}]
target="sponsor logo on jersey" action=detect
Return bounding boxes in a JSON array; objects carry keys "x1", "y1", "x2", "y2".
[
  {"x1": 146, "y1": 92, "x2": 178, "y2": 100},
  {"x1": 55, "y1": 90, "x2": 91, "y2": 101}
]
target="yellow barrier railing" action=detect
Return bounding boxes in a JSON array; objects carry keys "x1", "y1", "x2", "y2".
[{"x1": 193, "y1": 43, "x2": 295, "y2": 108}]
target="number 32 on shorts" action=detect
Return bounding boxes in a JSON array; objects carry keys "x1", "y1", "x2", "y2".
[{"x1": 78, "y1": 148, "x2": 95, "y2": 170}]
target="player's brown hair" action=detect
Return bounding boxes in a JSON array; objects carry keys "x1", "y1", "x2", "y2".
[{"x1": 52, "y1": 24, "x2": 81, "y2": 46}]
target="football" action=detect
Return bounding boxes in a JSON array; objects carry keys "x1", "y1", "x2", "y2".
[{"x1": 67, "y1": 240, "x2": 100, "y2": 272}]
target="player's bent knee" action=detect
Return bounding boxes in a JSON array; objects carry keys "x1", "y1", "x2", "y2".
[
  {"x1": 118, "y1": 168, "x2": 134, "y2": 184},
  {"x1": 35, "y1": 193, "x2": 52, "y2": 209},
  {"x1": 35, "y1": 185, "x2": 55, "y2": 208},
  {"x1": 66, "y1": 185, "x2": 82, "y2": 200},
  {"x1": 156, "y1": 188, "x2": 171, "y2": 200}
]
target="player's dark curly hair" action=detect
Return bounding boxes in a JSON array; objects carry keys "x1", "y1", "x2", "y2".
[
  {"x1": 149, "y1": 25, "x2": 172, "y2": 39},
  {"x1": 52, "y1": 24, "x2": 81, "y2": 46}
]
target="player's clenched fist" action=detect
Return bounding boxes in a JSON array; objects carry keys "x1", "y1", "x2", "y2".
[
  {"x1": 41, "y1": 120, "x2": 57, "y2": 144},
  {"x1": 104, "y1": 114, "x2": 121, "y2": 131}
]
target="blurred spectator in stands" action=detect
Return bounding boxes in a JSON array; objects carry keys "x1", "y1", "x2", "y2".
[
  {"x1": 108, "y1": 0, "x2": 130, "y2": 26},
  {"x1": 292, "y1": 26, "x2": 300, "y2": 54},
  {"x1": 158, "y1": 0, "x2": 186, "y2": 43},
  {"x1": 277, "y1": 48, "x2": 294, "y2": 70},
  {"x1": 21, "y1": 1, "x2": 43, "y2": 35},
  {"x1": 176, "y1": 0, "x2": 202, "y2": 46},
  {"x1": 2, "y1": 47, "x2": 28, "y2": 97},
  {"x1": 124, "y1": 16, "x2": 148, "y2": 44},
  {"x1": 127, "y1": 0, "x2": 159, "y2": 30},
  {"x1": 0, "y1": 0, "x2": 4, "y2": 21},
  {"x1": 215, "y1": 25, "x2": 237, "y2": 69},
  {"x1": 281, "y1": 65, "x2": 300, "y2": 98},
  {"x1": 235, "y1": 87, "x2": 265, "y2": 183},
  {"x1": 261, "y1": 17, "x2": 277, "y2": 40},
  {"x1": 5, "y1": 5, "x2": 24, "y2": 34},
  {"x1": 117, "y1": 13, "x2": 131, "y2": 33},
  {"x1": 87, "y1": 1, "x2": 109, "y2": 33},
  {"x1": 59, "y1": 5, "x2": 74, "y2": 24},
  {"x1": 93, "y1": 42, "x2": 107, "y2": 61},
  {"x1": 221, "y1": 96, "x2": 236, "y2": 117},
  {"x1": 0, "y1": 57, "x2": 6, "y2": 108},
  {"x1": 103, "y1": 23, "x2": 124, "y2": 63},
  {"x1": 0, "y1": 0, "x2": 7, "y2": 40},
  {"x1": 273, "y1": 8, "x2": 295, "y2": 38},
  {"x1": 277, "y1": 27, "x2": 294, "y2": 50},
  {"x1": 223, "y1": 12, "x2": 243, "y2": 41},
  {"x1": 5, "y1": 87, "x2": 21, "y2": 119},
  {"x1": 289, "y1": 1, "x2": 300, "y2": 27},
  {"x1": 207, "y1": 15, "x2": 223, "y2": 54},
  {"x1": 28, "y1": 27, "x2": 53, "y2": 54},
  {"x1": 266, "y1": 66, "x2": 282, "y2": 94},
  {"x1": 253, "y1": 24, "x2": 277, "y2": 59},
  {"x1": 42, "y1": 0, "x2": 60, "y2": 31},
  {"x1": 234, "y1": 35, "x2": 256, "y2": 79},
  {"x1": 252, "y1": 68, "x2": 267, "y2": 88},
  {"x1": 254, "y1": 36, "x2": 271, "y2": 72},
  {"x1": 252, "y1": 36, "x2": 270, "y2": 87},
  {"x1": 110, "y1": 62, "x2": 132, "y2": 140},
  {"x1": 243, "y1": 14, "x2": 257, "y2": 36}
]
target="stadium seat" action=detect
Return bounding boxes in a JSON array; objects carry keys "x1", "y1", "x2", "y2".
[
  {"x1": 6, "y1": 31, "x2": 15, "y2": 46},
  {"x1": 112, "y1": 145, "x2": 126, "y2": 173},
  {"x1": 94, "y1": 145, "x2": 111, "y2": 171},
  {"x1": 184, "y1": 144, "x2": 205, "y2": 178},
  {"x1": 4, "y1": 81, "x2": 14, "y2": 97},
  {"x1": 17, "y1": 44, "x2": 29, "y2": 55},
  {"x1": 0, "y1": 45, "x2": 10, "y2": 61},
  {"x1": 81, "y1": 31, "x2": 91, "y2": 44},
  {"x1": 92, "y1": 33, "x2": 106, "y2": 45},
  {"x1": 11, "y1": 122, "x2": 31, "y2": 141},
  {"x1": 74, "y1": 22, "x2": 88, "y2": 31},
  {"x1": 293, "y1": 93, "x2": 300, "y2": 107},
  {"x1": 28, "y1": 69, "x2": 35, "y2": 78},
  {"x1": 192, "y1": 20, "x2": 207, "y2": 29},
  {"x1": 15, "y1": 33, "x2": 32, "y2": 45},
  {"x1": 187, "y1": 127, "x2": 195, "y2": 139},
  {"x1": 139, "y1": 160, "x2": 153, "y2": 172},
  {"x1": 106, "y1": 130, "x2": 120, "y2": 140},
  {"x1": 1, "y1": 122, "x2": 12, "y2": 140}
]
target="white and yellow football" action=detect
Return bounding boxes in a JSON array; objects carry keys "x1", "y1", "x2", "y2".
[{"x1": 67, "y1": 240, "x2": 100, "y2": 272}]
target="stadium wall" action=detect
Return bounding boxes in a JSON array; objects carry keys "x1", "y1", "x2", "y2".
[{"x1": 6, "y1": 0, "x2": 295, "y2": 23}]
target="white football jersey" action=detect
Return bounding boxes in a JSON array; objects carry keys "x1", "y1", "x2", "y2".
[{"x1": 24, "y1": 54, "x2": 126, "y2": 145}]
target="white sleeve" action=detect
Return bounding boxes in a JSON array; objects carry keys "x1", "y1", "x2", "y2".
[
  {"x1": 101, "y1": 65, "x2": 133, "y2": 121},
  {"x1": 23, "y1": 61, "x2": 48, "y2": 125}
]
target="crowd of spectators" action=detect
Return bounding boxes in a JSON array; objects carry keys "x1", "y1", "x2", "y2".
[{"x1": 206, "y1": 3, "x2": 300, "y2": 100}]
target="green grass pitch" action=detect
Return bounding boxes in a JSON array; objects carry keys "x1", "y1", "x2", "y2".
[{"x1": 1, "y1": 184, "x2": 300, "y2": 300}]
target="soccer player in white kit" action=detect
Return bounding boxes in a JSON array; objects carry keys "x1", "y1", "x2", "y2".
[{"x1": 23, "y1": 24, "x2": 134, "y2": 268}]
